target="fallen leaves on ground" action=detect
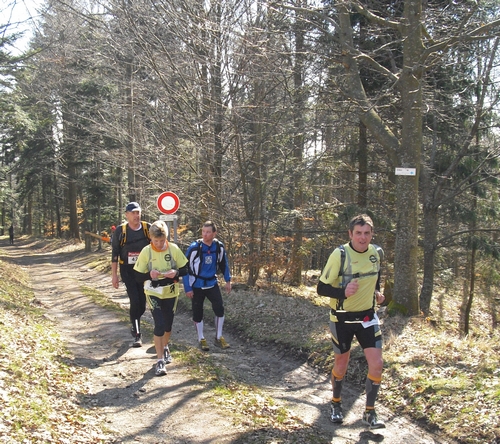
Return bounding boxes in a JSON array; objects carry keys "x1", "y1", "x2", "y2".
[{"x1": 0, "y1": 258, "x2": 114, "y2": 444}]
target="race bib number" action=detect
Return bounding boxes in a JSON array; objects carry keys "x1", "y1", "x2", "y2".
[{"x1": 128, "y1": 252, "x2": 139, "y2": 265}]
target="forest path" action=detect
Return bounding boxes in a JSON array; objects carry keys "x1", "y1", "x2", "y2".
[{"x1": 3, "y1": 238, "x2": 454, "y2": 444}]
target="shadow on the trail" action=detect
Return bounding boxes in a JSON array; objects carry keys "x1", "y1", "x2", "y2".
[{"x1": 66, "y1": 341, "x2": 131, "y2": 369}]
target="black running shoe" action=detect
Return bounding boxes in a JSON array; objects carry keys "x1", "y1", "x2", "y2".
[
  {"x1": 330, "y1": 401, "x2": 344, "y2": 424},
  {"x1": 362, "y1": 409, "x2": 385, "y2": 429}
]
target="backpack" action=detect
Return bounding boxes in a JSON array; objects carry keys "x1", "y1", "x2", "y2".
[
  {"x1": 119, "y1": 221, "x2": 150, "y2": 247},
  {"x1": 337, "y1": 243, "x2": 383, "y2": 285},
  {"x1": 189, "y1": 239, "x2": 225, "y2": 279},
  {"x1": 336, "y1": 243, "x2": 383, "y2": 311}
]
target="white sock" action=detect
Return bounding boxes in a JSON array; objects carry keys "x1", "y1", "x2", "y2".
[
  {"x1": 215, "y1": 316, "x2": 224, "y2": 339},
  {"x1": 195, "y1": 321, "x2": 204, "y2": 341}
]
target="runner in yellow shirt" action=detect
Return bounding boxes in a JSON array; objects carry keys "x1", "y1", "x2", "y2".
[
  {"x1": 317, "y1": 214, "x2": 386, "y2": 429},
  {"x1": 134, "y1": 220, "x2": 188, "y2": 376}
]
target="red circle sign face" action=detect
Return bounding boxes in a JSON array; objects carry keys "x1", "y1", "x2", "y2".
[{"x1": 157, "y1": 192, "x2": 180, "y2": 214}]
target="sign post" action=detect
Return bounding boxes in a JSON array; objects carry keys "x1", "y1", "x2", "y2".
[{"x1": 156, "y1": 192, "x2": 180, "y2": 242}]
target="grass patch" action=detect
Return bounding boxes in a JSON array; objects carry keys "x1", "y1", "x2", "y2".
[
  {"x1": 84, "y1": 253, "x2": 112, "y2": 274},
  {"x1": 79, "y1": 285, "x2": 155, "y2": 339},
  {"x1": 381, "y1": 315, "x2": 500, "y2": 443},
  {"x1": 80, "y1": 285, "x2": 127, "y2": 316},
  {"x1": 0, "y1": 255, "x2": 112, "y2": 443}
]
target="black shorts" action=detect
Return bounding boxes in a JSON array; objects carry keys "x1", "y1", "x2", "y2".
[
  {"x1": 148, "y1": 296, "x2": 177, "y2": 337},
  {"x1": 329, "y1": 320, "x2": 382, "y2": 355}
]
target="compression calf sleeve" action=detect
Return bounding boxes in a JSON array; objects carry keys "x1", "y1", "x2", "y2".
[
  {"x1": 215, "y1": 316, "x2": 224, "y2": 339},
  {"x1": 365, "y1": 374, "x2": 382, "y2": 408},
  {"x1": 195, "y1": 321, "x2": 204, "y2": 341},
  {"x1": 332, "y1": 369, "x2": 345, "y2": 402}
]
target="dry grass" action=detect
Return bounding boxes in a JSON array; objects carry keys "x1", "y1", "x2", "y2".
[
  {"x1": 381, "y1": 311, "x2": 500, "y2": 442},
  {"x1": 0, "y1": 256, "x2": 113, "y2": 443}
]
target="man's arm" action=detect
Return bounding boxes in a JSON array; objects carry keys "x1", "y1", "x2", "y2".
[
  {"x1": 111, "y1": 225, "x2": 123, "y2": 289},
  {"x1": 221, "y1": 244, "x2": 231, "y2": 293},
  {"x1": 111, "y1": 261, "x2": 120, "y2": 289},
  {"x1": 317, "y1": 247, "x2": 344, "y2": 298},
  {"x1": 177, "y1": 263, "x2": 189, "y2": 278},
  {"x1": 182, "y1": 245, "x2": 194, "y2": 294},
  {"x1": 317, "y1": 280, "x2": 346, "y2": 299},
  {"x1": 374, "y1": 271, "x2": 385, "y2": 304},
  {"x1": 134, "y1": 269, "x2": 150, "y2": 283}
]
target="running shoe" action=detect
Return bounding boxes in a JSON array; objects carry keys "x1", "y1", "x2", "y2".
[
  {"x1": 132, "y1": 333, "x2": 142, "y2": 347},
  {"x1": 330, "y1": 401, "x2": 344, "y2": 424},
  {"x1": 155, "y1": 359, "x2": 167, "y2": 376},
  {"x1": 214, "y1": 336, "x2": 230, "y2": 349},
  {"x1": 199, "y1": 338, "x2": 209, "y2": 351},
  {"x1": 362, "y1": 409, "x2": 385, "y2": 429}
]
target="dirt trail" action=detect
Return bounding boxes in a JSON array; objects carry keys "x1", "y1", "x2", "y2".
[{"x1": 3, "y1": 239, "x2": 455, "y2": 444}]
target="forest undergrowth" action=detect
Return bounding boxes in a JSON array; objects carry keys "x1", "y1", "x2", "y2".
[
  {"x1": 219, "y1": 276, "x2": 500, "y2": 444},
  {"x1": 0, "y1": 236, "x2": 498, "y2": 443}
]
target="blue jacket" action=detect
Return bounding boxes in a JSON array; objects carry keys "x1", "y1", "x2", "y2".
[{"x1": 183, "y1": 239, "x2": 231, "y2": 292}]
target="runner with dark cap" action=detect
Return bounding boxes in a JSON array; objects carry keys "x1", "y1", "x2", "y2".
[{"x1": 111, "y1": 202, "x2": 151, "y2": 347}]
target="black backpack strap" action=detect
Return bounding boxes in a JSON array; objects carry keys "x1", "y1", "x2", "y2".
[{"x1": 188, "y1": 240, "x2": 204, "y2": 284}]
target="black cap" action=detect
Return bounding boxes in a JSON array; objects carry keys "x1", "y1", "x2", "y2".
[{"x1": 125, "y1": 202, "x2": 141, "y2": 212}]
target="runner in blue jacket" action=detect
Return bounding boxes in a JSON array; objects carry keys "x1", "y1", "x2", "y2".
[{"x1": 183, "y1": 221, "x2": 231, "y2": 351}]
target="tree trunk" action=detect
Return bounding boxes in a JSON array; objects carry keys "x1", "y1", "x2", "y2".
[
  {"x1": 391, "y1": 0, "x2": 423, "y2": 316},
  {"x1": 68, "y1": 162, "x2": 80, "y2": 240},
  {"x1": 125, "y1": 59, "x2": 137, "y2": 202},
  {"x1": 463, "y1": 193, "x2": 478, "y2": 335},
  {"x1": 420, "y1": 203, "x2": 438, "y2": 314},
  {"x1": 247, "y1": 218, "x2": 260, "y2": 287},
  {"x1": 463, "y1": 243, "x2": 476, "y2": 336},
  {"x1": 337, "y1": 2, "x2": 421, "y2": 315},
  {"x1": 290, "y1": 6, "x2": 306, "y2": 286},
  {"x1": 211, "y1": 2, "x2": 223, "y2": 204},
  {"x1": 358, "y1": 121, "x2": 368, "y2": 208},
  {"x1": 55, "y1": 189, "x2": 62, "y2": 237},
  {"x1": 25, "y1": 199, "x2": 32, "y2": 236}
]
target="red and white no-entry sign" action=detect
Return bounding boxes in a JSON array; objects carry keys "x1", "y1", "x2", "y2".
[{"x1": 157, "y1": 191, "x2": 180, "y2": 214}]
